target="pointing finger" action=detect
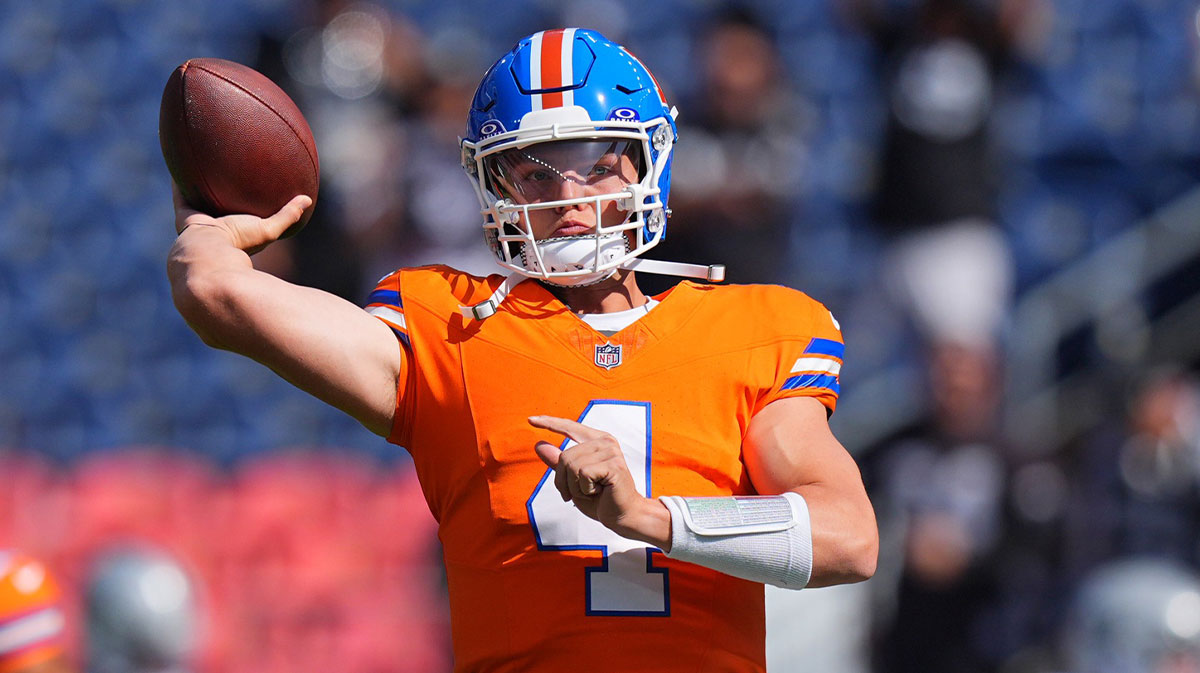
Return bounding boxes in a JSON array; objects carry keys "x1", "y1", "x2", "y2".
[{"x1": 528, "y1": 415, "x2": 602, "y2": 443}]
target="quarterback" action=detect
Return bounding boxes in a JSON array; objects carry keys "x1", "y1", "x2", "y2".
[{"x1": 168, "y1": 28, "x2": 877, "y2": 672}]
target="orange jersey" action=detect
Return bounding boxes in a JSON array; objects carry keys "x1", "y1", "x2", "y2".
[
  {"x1": 0, "y1": 552, "x2": 66, "y2": 673},
  {"x1": 366, "y1": 266, "x2": 844, "y2": 673}
]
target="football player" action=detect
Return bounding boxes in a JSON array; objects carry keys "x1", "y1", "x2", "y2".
[
  {"x1": 168, "y1": 28, "x2": 877, "y2": 672},
  {"x1": 0, "y1": 551, "x2": 72, "y2": 673}
]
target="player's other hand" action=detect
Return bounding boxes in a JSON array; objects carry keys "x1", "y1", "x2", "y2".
[
  {"x1": 173, "y1": 183, "x2": 310, "y2": 254},
  {"x1": 530, "y1": 415, "x2": 671, "y2": 549}
]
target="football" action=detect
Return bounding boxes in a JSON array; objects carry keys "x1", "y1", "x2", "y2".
[{"x1": 159, "y1": 58, "x2": 319, "y2": 238}]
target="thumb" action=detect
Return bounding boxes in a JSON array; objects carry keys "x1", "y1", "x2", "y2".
[
  {"x1": 263, "y1": 195, "x2": 312, "y2": 235},
  {"x1": 534, "y1": 441, "x2": 561, "y2": 469}
]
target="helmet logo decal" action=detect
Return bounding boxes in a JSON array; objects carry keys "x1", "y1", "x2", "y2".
[
  {"x1": 594, "y1": 342, "x2": 623, "y2": 369},
  {"x1": 607, "y1": 107, "x2": 640, "y2": 121},
  {"x1": 529, "y1": 28, "x2": 577, "y2": 111},
  {"x1": 479, "y1": 120, "x2": 506, "y2": 138}
]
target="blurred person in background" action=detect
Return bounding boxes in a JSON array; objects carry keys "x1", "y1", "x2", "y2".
[
  {"x1": 251, "y1": 1, "x2": 501, "y2": 294},
  {"x1": 1055, "y1": 558, "x2": 1200, "y2": 673},
  {"x1": 0, "y1": 551, "x2": 72, "y2": 673},
  {"x1": 644, "y1": 9, "x2": 807, "y2": 294},
  {"x1": 167, "y1": 27, "x2": 877, "y2": 672},
  {"x1": 83, "y1": 548, "x2": 199, "y2": 673},
  {"x1": 847, "y1": 0, "x2": 1041, "y2": 356},
  {"x1": 246, "y1": 0, "x2": 421, "y2": 299},
  {"x1": 1061, "y1": 368, "x2": 1200, "y2": 585},
  {"x1": 864, "y1": 342, "x2": 1012, "y2": 673}
]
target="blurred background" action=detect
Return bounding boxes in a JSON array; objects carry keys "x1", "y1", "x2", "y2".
[{"x1": 2, "y1": 0, "x2": 1200, "y2": 671}]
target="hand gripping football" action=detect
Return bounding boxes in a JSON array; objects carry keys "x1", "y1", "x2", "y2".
[{"x1": 159, "y1": 58, "x2": 319, "y2": 238}]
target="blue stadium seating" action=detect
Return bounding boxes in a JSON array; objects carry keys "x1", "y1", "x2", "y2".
[{"x1": 1, "y1": 0, "x2": 1197, "y2": 460}]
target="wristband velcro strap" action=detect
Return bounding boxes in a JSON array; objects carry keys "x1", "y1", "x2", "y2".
[{"x1": 670, "y1": 495, "x2": 798, "y2": 535}]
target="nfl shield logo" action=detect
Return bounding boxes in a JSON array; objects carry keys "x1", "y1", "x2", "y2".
[{"x1": 594, "y1": 343, "x2": 623, "y2": 370}]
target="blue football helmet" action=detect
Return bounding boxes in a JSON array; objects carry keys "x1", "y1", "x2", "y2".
[{"x1": 461, "y1": 28, "x2": 720, "y2": 290}]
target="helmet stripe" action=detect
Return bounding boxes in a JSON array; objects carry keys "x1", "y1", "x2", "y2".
[
  {"x1": 529, "y1": 30, "x2": 544, "y2": 110},
  {"x1": 540, "y1": 28, "x2": 565, "y2": 108},
  {"x1": 560, "y1": 28, "x2": 576, "y2": 107}
]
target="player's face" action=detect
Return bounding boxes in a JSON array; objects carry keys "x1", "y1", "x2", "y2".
[{"x1": 486, "y1": 140, "x2": 641, "y2": 240}]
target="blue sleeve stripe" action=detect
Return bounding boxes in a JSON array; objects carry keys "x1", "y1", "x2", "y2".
[
  {"x1": 803, "y1": 337, "x2": 844, "y2": 359},
  {"x1": 393, "y1": 328, "x2": 410, "y2": 349},
  {"x1": 781, "y1": 373, "x2": 840, "y2": 395},
  {"x1": 366, "y1": 289, "x2": 401, "y2": 307}
]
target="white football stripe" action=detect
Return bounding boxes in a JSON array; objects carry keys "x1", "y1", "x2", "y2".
[
  {"x1": 529, "y1": 30, "x2": 544, "y2": 111},
  {"x1": 790, "y1": 357, "x2": 842, "y2": 375},
  {"x1": 366, "y1": 306, "x2": 407, "y2": 330},
  {"x1": 0, "y1": 608, "x2": 64, "y2": 655},
  {"x1": 560, "y1": 28, "x2": 576, "y2": 107}
]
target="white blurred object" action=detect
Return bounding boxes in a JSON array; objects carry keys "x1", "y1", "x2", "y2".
[
  {"x1": 883, "y1": 218, "x2": 1014, "y2": 348},
  {"x1": 1065, "y1": 558, "x2": 1200, "y2": 673},
  {"x1": 766, "y1": 582, "x2": 872, "y2": 673}
]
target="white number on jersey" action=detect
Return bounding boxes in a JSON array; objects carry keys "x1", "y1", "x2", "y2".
[{"x1": 526, "y1": 400, "x2": 670, "y2": 616}]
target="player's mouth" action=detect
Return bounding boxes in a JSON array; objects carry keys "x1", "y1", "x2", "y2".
[{"x1": 553, "y1": 220, "x2": 594, "y2": 237}]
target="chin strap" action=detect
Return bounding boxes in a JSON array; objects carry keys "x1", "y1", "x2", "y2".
[
  {"x1": 460, "y1": 272, "x2": 524, "y2": 321},
  {"x1": 620, "y1": 258, "x2": 726, "y2": 282},
  {"x1": 460, "y1": 259, "x2": 726, "y2": 321}
]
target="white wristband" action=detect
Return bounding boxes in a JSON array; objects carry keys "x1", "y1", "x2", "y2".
[{"x1": 659, "y1": 492, "x2": 813, "y2": 590}]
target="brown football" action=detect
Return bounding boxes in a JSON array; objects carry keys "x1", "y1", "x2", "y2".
[{"x1": 159, "y1": 58, "x2": 318, "y2": 238}]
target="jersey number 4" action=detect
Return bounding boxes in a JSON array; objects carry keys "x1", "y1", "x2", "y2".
[{"x1": 526, "y1": 400, "x2": 670, "y2": 616}]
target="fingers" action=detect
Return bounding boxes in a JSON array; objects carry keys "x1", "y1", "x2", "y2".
[
  {"x1": 548, "y1": 443, "x2": 611, "y2": 502},
  {"x1": 528, "y1": 415, "x2": 603, "y2": 444},
  {"x1": 530, "y1": 415, "x2": 623, "y2": 505},
  {"x1": 533, "y1": 440, "x2": 560, "y2": 469},
  {"x1": 262, "y1": 195, "x2": 312, "y2": 236}
]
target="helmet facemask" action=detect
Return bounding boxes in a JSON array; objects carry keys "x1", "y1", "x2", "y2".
[{"x1": 463, "y1": 115, "x2": 674, "y2": 287}]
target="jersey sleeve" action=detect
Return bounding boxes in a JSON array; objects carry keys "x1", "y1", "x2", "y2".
[
  {"x1": 363, "y1": 270, "x2": 416, "y2": 446},
  {"x1": 365, "y1": 270, "x2": 410, "y2": 347},
  {"x1": 756, "y1": 296, "x2": 844, "y2": 415}
]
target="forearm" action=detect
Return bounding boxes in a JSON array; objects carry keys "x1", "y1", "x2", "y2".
[{"x1": 792, "y1": 483, "x2": 878, "y2": 587}]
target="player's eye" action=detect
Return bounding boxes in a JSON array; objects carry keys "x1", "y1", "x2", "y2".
[{"x1": 521, "y1": 168, "x2": 554, "y2": 184}]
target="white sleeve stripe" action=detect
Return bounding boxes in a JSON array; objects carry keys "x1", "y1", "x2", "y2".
[
  {"x1": 790, "y1": 357, "x2": 842, "y2": 375},
  {"x1": 366, "y1": 306, "x2": 407, "y2": 330},
  {"x1": 0, "y1": 608, "x2": 64, "y2": 654}
]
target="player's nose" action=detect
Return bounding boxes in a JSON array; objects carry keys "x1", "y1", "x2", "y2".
[{"x1": 552, "y1": 174, "x2": 587, "y2": 208}]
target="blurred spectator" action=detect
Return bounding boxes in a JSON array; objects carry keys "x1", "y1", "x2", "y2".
[
  {"x1": 83, "y1": 548, "x2": 198, "y2": 673},
  {"x1": 1058, "y1": 558, "x2": 1200, "y2": 673},
  {"x1": 0, "y1": 550, "x2": 73, "y2": 673},
  {"x1": 248, "y1": 1, "x2": 423, "y2": 298},
  {"x1": 250, "y1": 2, "x2": 497, "y2": 296},
  {"x1": 849, "y1": 0, "x2": 1038, "y2": 351},
  {"x1": 864, "y1": 342, "x2": 1011, "y2": 673},
  {"x1": 385, "y1": 26, "x2": 498, "y2": 279},
  {"x1": 1062, "y1": 368, "x2": 1200, "y2": 579},
  {"x1": 643, "y1": 8, "x2": 809, "y2": 293}
]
